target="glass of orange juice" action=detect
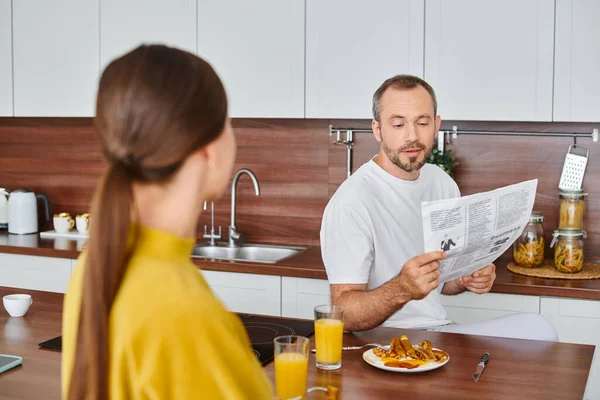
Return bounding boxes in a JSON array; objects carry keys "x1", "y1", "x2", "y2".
[
  {"x1": 314, "y1": 305, "x2": 344, "y2": 370},
  {"x1": 274, "y1": 335, "x2": 309, "y2": 400}
]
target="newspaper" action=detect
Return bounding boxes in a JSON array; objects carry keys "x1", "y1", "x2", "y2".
[{"x1": 421, "y1": 179, "x2": 538, "y2": 283}]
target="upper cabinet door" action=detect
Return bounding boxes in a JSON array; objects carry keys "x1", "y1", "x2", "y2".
[
  {"x1": 425, "y1": 0, "x2": 554, "y2": 121},
  {"x1": 306, "y1": 0, "x2": 425, "y2": 119},
  {"x1": 0, "y1": 0, "x2": 12, "y2": 116},
  {"x1": 13, "y1": 0, "x2": 99, "y2": 117},
  {"x1": 197, "y1": 0, "x2": 305, "y2": 118},
  {"x1": 100, "y1": 0, "x2": 197, "y2": 69},
  {"x1": 554, "y1": 0, "x2": 600, "y2": 122}
]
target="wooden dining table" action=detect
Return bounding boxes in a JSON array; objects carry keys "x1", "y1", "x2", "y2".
[
  {"x1": 264, "y1": 327, "x2": 595, "y2": 399},
  {"x1": 0, "y1": 286, "x2": 595, "y2": 399}
]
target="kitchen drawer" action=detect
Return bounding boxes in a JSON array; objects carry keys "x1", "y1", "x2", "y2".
[
  {"x1": 200, "y1": 270, "x2": 281, "y2": 316},
  {"x1": 0, "y1": 253, "x2": 72, "y2": 293},
  {"x1": 441, "y1": 292, "x2": 540, "y2": 324},
  {"x1": 281, "y1": 277, "x2": 330, "y2": 320},
  {"x1": 541, "y1": 297, "x2": 600, "y2": 400}
]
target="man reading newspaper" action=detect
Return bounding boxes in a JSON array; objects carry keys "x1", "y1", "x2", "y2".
[{"x1": 320, "y1": 75, "x2": 557, "y2": 341}]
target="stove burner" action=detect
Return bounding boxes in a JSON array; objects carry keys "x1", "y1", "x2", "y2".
[
  {"x1": 237, "y1": 314, "x2": 314, "y2": 366},
  {"x1": 244, "y1": 322, "x2": 296, "y2": 345}
]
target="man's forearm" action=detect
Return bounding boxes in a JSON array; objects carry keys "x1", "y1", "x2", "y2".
[
  {"x1": 441, "y1": 278, "x2": 466, "y2": 295},
  {"x1": 334, "y1": 281, "x2": 411, "y2": 332}
]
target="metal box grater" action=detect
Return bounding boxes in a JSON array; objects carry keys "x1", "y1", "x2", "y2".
[{"x1": 558, "y1": 145, "x2": 589, "y2": 190}]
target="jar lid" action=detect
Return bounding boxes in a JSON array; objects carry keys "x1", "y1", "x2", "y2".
[
  {"x1": 529, "y1": 211, "x2": 543, "y2": 222},
  {"x1": 559, "y1": 188, "x2": 588, "y2": 198},
  {"x1": 550, "y1": 228, "x2": 587, "y2": 247}
]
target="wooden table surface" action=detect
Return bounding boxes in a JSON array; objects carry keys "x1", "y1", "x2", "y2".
[
  {"x1": 0, "y1": 287, "x2": 63, "y2": 400},
  {"x1": 265, "y1": 328, "x2": 595, "y2": 400},
  {"x1": 0, "y1": 287, "x2": 596, "y2": 400}
]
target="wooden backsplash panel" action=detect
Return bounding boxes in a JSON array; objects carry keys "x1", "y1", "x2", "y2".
[
  {"x1": 0, "y1": 118, "x2": 332, "y2": 245},
  {"x1": 1, "y1": 117, "x2": 599, "y2": 261},
  {"x1": 0, "y1": 118, "x2": 104, "y2": 230},
  {"x1": 198, "y1": 119, "x2": 330, "y2": 246}
]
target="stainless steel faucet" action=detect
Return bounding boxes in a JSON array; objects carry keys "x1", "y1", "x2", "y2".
[
  {"x1": 203, "y1": 201, "x2": 221, "y2": 246},
  {"x1": 229, "y1": 168, "x2": 260, "y2": 247}
]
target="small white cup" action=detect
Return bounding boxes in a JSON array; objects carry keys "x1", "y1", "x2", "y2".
[
  {"x1": 76, "y1": 213, "x2": 90, "y2": 234},
  {"x1": 53, "y1": 213, "x2": 74, "y2": 234},
  {"x1": 3, "y1": 294, "x2": 33, "y2": 317}
]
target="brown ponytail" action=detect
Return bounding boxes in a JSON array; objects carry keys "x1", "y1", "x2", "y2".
[
  {"x1": 69, "y1": 162, "x2": 134, "y2": 399},
  {"x1": 68, "y1": 44, "x2": 227, "y2": 399}
]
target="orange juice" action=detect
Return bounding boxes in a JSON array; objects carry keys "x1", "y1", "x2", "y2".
[
  {"x1": 274, "y1": 352, "x2": 308, "y2": 399},
  {"x1": 315, "y1": 318, "x2": 344, "y2": 364}
]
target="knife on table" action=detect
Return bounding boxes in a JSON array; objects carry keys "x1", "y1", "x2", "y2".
[{"x1": 472, "y1": 352, "x2": 490, "y2": 382}]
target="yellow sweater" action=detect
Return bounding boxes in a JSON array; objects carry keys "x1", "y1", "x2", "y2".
[{"x1": 62, "y1": 225, "x2": 273, "y2": 399}]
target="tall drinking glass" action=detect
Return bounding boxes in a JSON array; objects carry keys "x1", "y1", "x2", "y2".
[
  {"x1": 314, "y1": 305, "x2": 344, "y2": 370},
  {"x1": 274, "y1": 335, "x2": 309, "y2": 400}
]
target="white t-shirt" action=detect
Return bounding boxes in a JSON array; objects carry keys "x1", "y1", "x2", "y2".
[{"x1": 320, "y1": 160, "x2": 461, "y2": 329}]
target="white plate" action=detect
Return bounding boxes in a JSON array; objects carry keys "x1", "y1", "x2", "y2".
[{"x1": 362, "y1": 347, "x2": 450, "y2": 373}]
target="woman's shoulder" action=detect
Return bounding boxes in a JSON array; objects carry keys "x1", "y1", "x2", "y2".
[{"x1": 113, "y1": 258, "x2": 237, "y2": 332}]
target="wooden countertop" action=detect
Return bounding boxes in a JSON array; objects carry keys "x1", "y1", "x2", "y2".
[
  {"x1": 2, "y1": 232, "x2": 600, "y2": 300},
  {"x1": 0, "y1": 287, "x2": 594, "y2": 400}
]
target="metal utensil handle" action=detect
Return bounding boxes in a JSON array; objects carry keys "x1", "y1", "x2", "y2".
[
  {"x1": 569, "y1": 144, "x2": 590, "y2": 158},
  {"x1": 481, "y1": 352, "x2": 490, "y2": 364},
  {"x1": 347, "y1": 346, "x2": 365, "y2": 350}
]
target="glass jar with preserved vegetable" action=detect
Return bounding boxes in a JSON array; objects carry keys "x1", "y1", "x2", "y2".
[
  {"x1": 551, "y1": 229, "x2": 586, "y2": 273},
  {"x1": 513, "y1": 212, "x2": 545, "y2": 267},
  {"x1": 558, "y1": 189, "x2": 587, "y2": 229}
]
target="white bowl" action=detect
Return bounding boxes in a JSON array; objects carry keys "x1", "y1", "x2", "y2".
[{"x1": 3, "y1": 294, "x2": 33, "y2": 317}]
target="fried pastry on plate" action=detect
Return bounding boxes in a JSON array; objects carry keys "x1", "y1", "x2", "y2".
[
  {"x1": 372, "y1": 347, "x2": 387, "y2": 358},
  {"x1": 414, "y1": 340, "x2": 436, "y2": 361},
  {"x1": 390, "y1": 337, "x2": 407, "y2": 358},
  {"x1": 371, "y1": 336, "x2": 448, "y2": 367},
  {"x1": 400, "y1": 335, "x2": 418, "y2": 359},
  {"x1": 433, "y1": 349, "x2": 449, "y2": 363}
]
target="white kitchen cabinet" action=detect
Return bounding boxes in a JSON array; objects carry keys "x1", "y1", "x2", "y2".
[
  {"x1": 197, "y1": 0, "x2": 304, "y2": 118},
  {"x1": 12, "y1": 0, "x2": 99, "y2": 116},
  {"x1": 70, "y1": 259, "x2": 79, "y2": 273},
  {"x1": 281, "y1": 277, "x2": 330, "y2": 319},
  {"x1": 541, "y1": 297, "x2": 600, "y2": 400},
  {"x1": 306, "y1": 0, "x2": 424, "y2": 119},
  {"x1": 100, "y1": 0, "x2": 196, "y2": 69},
  {"x1": 424, "y1": 0, "x2": 554, "y2": 121},
  {"x1": 440, "y1": 292, "x2": 540, "y2": 324},
  {"x1": 554, "y1": 0, "x2": 600, "y2": 122},
  {"x1": 0, "y1": 253, "x2": 72, "y2": 293},
  {"x1": 0, "y1": 0, "x2": 12, "y2": 116},
  {"x1": 200, "y1": 270, "x2": 281, "y2": 316}
]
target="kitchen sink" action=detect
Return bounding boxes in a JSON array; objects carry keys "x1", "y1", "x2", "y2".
[{"x1": 191, "y1": 243, "x2": 308, "y2": 264}]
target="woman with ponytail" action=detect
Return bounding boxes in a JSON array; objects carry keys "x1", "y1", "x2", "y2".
[{"x1": 61, "y1": 45, "x2": 273, "y2": 399}]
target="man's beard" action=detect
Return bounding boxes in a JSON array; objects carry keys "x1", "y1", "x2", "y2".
[{"x1": 381, "y1": 139, "x2": 433, "y2": 173}]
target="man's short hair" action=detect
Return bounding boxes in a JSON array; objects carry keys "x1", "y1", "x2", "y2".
[{"x1": 372, "y1": 74, "x2": 438, "y2": 122}]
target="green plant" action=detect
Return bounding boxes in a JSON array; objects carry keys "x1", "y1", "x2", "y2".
[{"x1": 427, "y1": 148, "x2": 459, "y2": 176}]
